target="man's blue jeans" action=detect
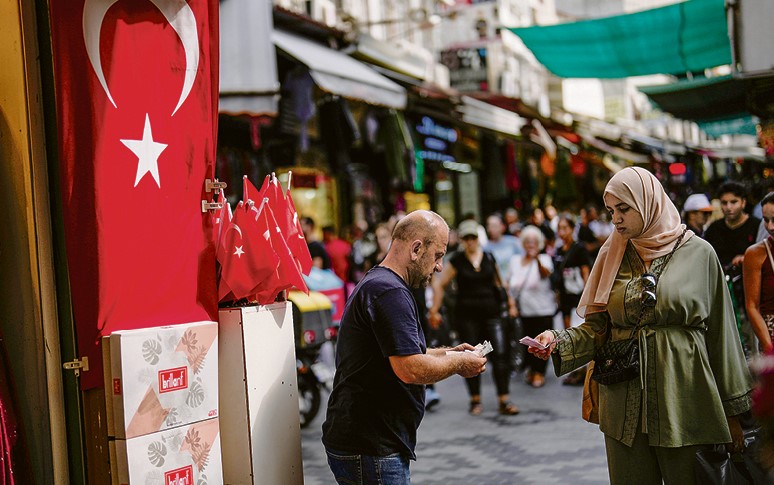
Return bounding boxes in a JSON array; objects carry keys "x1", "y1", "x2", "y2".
[{"x1": 325, "y1": 448, "x2": 411, "y2": 484}]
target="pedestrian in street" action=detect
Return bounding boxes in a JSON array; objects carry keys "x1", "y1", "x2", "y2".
[
  {"x1": 483, "y1": 212, "x2": 523, "y2": 278},
  {"x1": 552, "y1": 214, "x2": 592, "y2": 386},
  {"x1": 321, "y1": 210, "x2": 487, "y2": 485},
  {"x1": 744, "y1": 191, "x2": 774, "y2": 352},
  {"x1": 506, "y1": 225, "x2": 556, "y2": 388},
  {"x1": 705, "y1": 181, "x2": 761, "y2": 354},
  {"x1": 301, "y1": 216, "x2": 332, "y2": 270},
  {"x1": 430, "y1": 219, "x2": 520, "y2": 416},
  {"x1": 323, "y1": 225, "x2": 352, "y2": 283},
  {"x1": 529, "y1": 167, "x2": 752, "y2": 485},
  {"x1": 681, "y1": 193, "x2": 714, "y2": 238}
]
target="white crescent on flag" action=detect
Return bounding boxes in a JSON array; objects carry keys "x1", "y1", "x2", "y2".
[
  {"x1": 224, "y1": 223, "x2": 244, "y2": 257},
  {"x1": 225, "y1": 222, "x2": 242, "y2": 239},
  {"x1": 82, "y1": 0, "x2": 200, "y2": 115}
]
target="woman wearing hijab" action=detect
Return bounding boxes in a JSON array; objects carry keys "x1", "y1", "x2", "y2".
[{"x1": 528, "y1": 167, "x2": 752, "y2": 485}]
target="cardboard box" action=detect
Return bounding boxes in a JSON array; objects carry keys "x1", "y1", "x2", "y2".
[
  {"x1": 219, "y1": 303, "x2": 303, "y2": 485},
  {"x1": 108, "y1": 321, "x2": 219, "y2": 439},
  {"x1": 112, "y1": 417, "x2": 222, "y2": 485}
]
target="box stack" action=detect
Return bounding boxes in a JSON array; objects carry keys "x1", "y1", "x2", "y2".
[{"x1": 104, "y1": 321, "x2": 222, "y2": 484}]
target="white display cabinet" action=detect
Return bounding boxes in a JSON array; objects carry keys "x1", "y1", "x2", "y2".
[{"x1": 218, "y1": 302, "x2": 304, "y2": 485}]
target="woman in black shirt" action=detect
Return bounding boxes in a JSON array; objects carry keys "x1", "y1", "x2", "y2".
[{"x1": 430, "y1": 219, "x2": 519, "y2": 416}]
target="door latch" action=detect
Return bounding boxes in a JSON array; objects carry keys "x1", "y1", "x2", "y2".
[{"x1": 63, "y1": 357, "x2": 89, "y2": 378}]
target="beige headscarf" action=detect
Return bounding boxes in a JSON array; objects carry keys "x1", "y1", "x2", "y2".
[{"x1": 576, "y1": 167, "x2": 694, "y2": 317}]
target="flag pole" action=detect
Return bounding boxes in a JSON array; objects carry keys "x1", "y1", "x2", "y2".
[
  {"x1": 287, "y1": 171, "x2": 293, "y2": 192},
  {"x1": 242, "y1": 175, "x2": 249, "y2": 202},
  {"x1": 256, "y1": 197, "x2": 269, "y2": 216}
]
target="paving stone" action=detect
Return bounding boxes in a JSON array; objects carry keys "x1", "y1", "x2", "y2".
[{"x1": 302, "y1": 368, "x2": 610, "y2": 484}]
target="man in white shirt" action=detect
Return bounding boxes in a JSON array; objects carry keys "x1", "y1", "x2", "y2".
[{"x1": 483, "y1": 213, "x2": 523, "y2": 278}]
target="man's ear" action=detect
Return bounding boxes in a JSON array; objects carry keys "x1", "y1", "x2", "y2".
[{"x1": 410, "y1": 240, "x2": 422, "y2": 260}]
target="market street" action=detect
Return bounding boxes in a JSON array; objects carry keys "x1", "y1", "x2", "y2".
[{"x1": 301, "y1": 364, "x2": 609, "y2": 484}]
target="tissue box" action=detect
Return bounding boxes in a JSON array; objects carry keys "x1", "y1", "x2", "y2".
[
  {"x1": 108, "y1": 321, "x2": 218, "y2": 438},
  {"x1": 111, "y1": 417, "x2": 222, "y2": 485}
]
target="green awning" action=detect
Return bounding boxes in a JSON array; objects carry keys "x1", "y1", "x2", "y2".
[
  {"x1": 697, "y1": 116, "x2": 759, "y2": 138},
  {"x1": 507, "y1": 0, "x2": 731, "y2": 79},
  {"x1": 638, "y1": 75, "x2": 746, "y2": 121}
]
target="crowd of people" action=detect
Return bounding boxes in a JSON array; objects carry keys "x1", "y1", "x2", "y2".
[{"x1": 310, "y1": 171, "x2": 774, "y2": 484}]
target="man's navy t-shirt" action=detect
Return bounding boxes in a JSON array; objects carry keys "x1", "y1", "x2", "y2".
[{"x1": 322, "y1": 266, "x2": 426, "y2": 459}]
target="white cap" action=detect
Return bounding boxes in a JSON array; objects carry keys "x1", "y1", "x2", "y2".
[{"x1": 683, "y1": 194, "x2": 713, "y2": 213}]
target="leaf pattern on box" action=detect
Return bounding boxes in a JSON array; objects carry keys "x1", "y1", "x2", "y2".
[
  {"x1": 142, "y1": 339, "x2": 162, "y2": 365},
  {"x1": 190, "y1": 346, "x2": 207, "y2": 374},
  {"x1": 181, "y1": 330, "x2": 199, "y2": 353},
  {"x1": 185, "y1": 428, "x2": 212, "y2": 472},
  {"x1": 186, "y1": 378, "x2": 205, "y2": 408},
  {"x1": 147, "y1": 441, "x2": 167, "y2": 467},
  {"x1": 197, "y1": 473, "x2": 208, "y2": 485},
  {"x1": 182, "y1": 330, "x2": 208, "y2": 374},
  {"x1": 164, "y1": 408, "x2": 180, "y2": 427}
]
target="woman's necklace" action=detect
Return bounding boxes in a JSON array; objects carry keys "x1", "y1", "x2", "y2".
[{"x1": 468, "y1": 250, "x2": 483, "y2": 272}]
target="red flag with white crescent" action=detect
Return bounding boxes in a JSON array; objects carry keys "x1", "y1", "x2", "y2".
[
  {"x1": 250, "y1": 203, "x2": 285, "y2": 305},
  {"x1": 243, "y1": 174, "x2": 268, "y2": 204},
  {"x1": 220, "y1": 202, "x2": 279, "y2": 300},
  {"x1": 49, "y1": 0, "x2": 219, "y2": 389},
  {"x1": 286, "y1": 191, "x2": 314, "y2": 275},
  {"x1": 268, "y1": 177, "x2": 312, "y2": 277},
  {"x1": 265, "y1": 205, "x2": 309, "y2": 295}
]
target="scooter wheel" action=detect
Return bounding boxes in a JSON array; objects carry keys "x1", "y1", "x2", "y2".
[{"x1": 298, "y1": 375, "x2": 321, "y2": 428}]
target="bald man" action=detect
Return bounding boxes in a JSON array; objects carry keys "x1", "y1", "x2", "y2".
[{"x1": 322, "y1": 210, "x2": 487, "y2": 484}]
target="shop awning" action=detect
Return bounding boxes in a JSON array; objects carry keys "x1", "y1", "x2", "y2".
[
  {"x1": 637, "y1": 74, "x2": 764, "y2": 137},
  {"x1": 272, "y1": 30, "x2": 407, "y2": 109},
  {"x1": 581, "y1": 135, "x2": 650, "y2": 164},
  {"x1": 697, "y1": 115, "x2": 759, "y2": 137},
  {"x1": 507, "y1": 0, "x2": 731, "y2": 79},
  {"x1": 219, "y1": 0, "x2": 279, "y2": 115},
  {"x1": 638, "y1": 75, "x2": 748, "y2": 121},
  {"x1": 457, "y1": 96, "x2": 527, "y2": 137},
  {"x1": 348, "y1": 33, "x2": 428, "y2": 81}
]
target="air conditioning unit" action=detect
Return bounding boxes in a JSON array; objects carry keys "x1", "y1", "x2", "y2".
[{"x1": 312, "y1": 0, "x2": 337, "y2": 26}]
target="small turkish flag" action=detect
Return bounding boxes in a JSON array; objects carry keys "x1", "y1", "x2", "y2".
[
  {"x1": 220, "y1": 201, "x2": 279, "y2": 300},
  {"x1": 49, "y1": 0, "x2": 220, "y2": 389},
  {"x1": 265, "y1": 205, "x2": 309, "y2": 295},
  {"x1": 243, "y1": 174, "x2": 267, "y2": 203},
  {"x1": 286, "y1": 190, "x2": 313, "y2": 275},
  {"x1": 250, "y1": 202, "x2": 285, "y2": 305}
]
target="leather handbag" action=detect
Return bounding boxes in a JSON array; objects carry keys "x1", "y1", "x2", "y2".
[{"x1": 591, "y1": 336, "x2": 640, "y2": 385}]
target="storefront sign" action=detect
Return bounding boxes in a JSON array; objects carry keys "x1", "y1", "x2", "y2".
[
  {"x1": 440, "y1": 47, "x2": 488, "y2": 92},
  {"x1": 413, "y1": 116, "x2": 458, "y2": 165}
]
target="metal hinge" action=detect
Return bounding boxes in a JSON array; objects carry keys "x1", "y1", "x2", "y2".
[
  {"x1": 205, "y1": 178, "x2": 227, "y2": 193},
  {"x1": 63, "y1": 357, "x2": 89, "y2": 378},
  {"x1": 201, "y1": 200, "x2": 224, "y2": 212}
]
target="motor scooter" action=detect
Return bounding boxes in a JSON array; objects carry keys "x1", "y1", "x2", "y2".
[
  {"x1": 289, "y1": 287, "x2": 339, "y2": 428},
  {"x1": 296, "y1": 328, "x2": 337, "y2": 428}
]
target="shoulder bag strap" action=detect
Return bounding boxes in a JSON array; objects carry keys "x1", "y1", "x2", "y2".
[{"x1": 513, "y1": 257, "x2": 536, "y2": 303}]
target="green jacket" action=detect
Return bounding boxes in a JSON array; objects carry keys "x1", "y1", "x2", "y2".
[{"x1": 552, "y1": 236, "x2": 752, "y2": 447}]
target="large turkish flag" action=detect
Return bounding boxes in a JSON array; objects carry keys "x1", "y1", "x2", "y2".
[{"x1": 49, "y1": 0, "x2": 219, "y2": 389}]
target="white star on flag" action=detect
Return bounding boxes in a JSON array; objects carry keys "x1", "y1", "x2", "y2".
[
  {"x1": 121, "y1": 114, "x2": 168, "y2": 188},
  {"x1": 234, "y1": 246, "x2": 245, "y2": 258}
]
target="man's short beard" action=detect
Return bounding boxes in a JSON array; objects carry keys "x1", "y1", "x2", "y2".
[{"x1": 407, "y1": 261, "x2": 430, "y2": 289}]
